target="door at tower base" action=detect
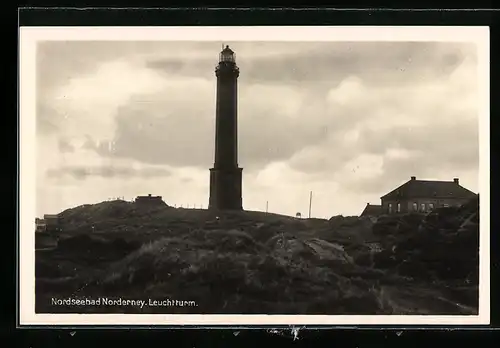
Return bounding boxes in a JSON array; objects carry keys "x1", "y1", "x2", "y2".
[{"x1": 209, "y1": 167, "x2": 243, "y2": 210}]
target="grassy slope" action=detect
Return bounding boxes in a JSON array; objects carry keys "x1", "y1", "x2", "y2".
[{"x1": 35, "y1": 197, "x2": 479, "y2": 315}]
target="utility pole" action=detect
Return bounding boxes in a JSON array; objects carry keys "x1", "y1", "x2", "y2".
[{"x1": 308, "y1": 191, "x2": 313, "y2": 219}]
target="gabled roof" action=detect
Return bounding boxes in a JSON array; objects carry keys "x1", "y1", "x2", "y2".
[
  {"x1": 360, "y1": 204, "x2": 383, "y2": 216},
  {"x1": 381, "y1": 177, "x2": 477, "y2": 200},
  {"x1": 221, "y1": 45, "x2": 234, "y2": 54},
  {"x1": 136, "y1": 194, "x2": 162, "y2": 199}
]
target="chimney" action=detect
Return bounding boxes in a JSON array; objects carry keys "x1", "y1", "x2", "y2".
[
  {"x1": 453, "y1": 178, "x2": 459, "y2": 184},
  {"x1": 148, "y1": 194, "x2": 151, "y2": 197},
  {"x1": 411, "y1": 176, "x2": 416, "y2": 181},
  {"x1": 367, "y1": 202, "x2": 370, "y2": 205}
]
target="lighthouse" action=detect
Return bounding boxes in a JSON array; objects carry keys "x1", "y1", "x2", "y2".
[{"x1": 208, "y1": 45, "x2": 243, "y2": 211}]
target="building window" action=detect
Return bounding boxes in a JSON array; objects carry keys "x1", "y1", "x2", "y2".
[
  {"x1": 397, "y1": 203, "x2": 401, "y2": 213},
  {"x1": 443, "y1": 203, "x2": 449, "y2": 208},
  {"x1": 412, "y1": 202, "x2": 418, "y2": 211},
  {"x1": 388, "y1": 203, "x2": 392, "y2": 214},
  {"x1": 420, "y1": 203, "x2": 425, "y2": 212},
  {"x1": 429, "y1": 203, "x2": 434, "y2": 211}
]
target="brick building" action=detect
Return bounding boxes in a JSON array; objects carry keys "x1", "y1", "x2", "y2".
[
  {"x1": 134, "y1": 194, "x2": 165, "y2": 206},
  {"x1": 380, "y1": 176, "x2": 477, "y2": 214}
]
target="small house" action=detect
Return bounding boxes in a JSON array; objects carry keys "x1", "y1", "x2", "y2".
[{"x1": 134, "y1": 194, "x2": 165, "y2": 206}]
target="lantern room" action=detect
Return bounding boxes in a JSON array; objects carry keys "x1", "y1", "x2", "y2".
[{"x1": 219, "y1": 45, "x2": 236, "y2": 63}]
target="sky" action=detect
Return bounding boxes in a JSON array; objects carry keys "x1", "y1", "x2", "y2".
[{"x1": 35, "y1": 40, "x2": 480, "y2": 218}]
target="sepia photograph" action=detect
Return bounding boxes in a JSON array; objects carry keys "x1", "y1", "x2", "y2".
[{"x1": 20, "y1": 26, "x2": 490, "y2": 326}]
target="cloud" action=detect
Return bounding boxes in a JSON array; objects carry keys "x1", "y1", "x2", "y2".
[
  {"x1": 35, "y1": 40, "x2": 480, "y2": 217},
  {"x1": 144, "y1": 42, "x2": 475, "y2": 88},
  {"x1": 288, "y1": 53, "x2": 478, "y2": 183},
  {"x1": 77, "y1": 42, "x2": 475, "y2": 175},
  {"x1": 57, "y1": 138, "x2": 74, "y2": 153},
  {"x1": 47, "y1": 60, "x2": 167, "y2": 140}
]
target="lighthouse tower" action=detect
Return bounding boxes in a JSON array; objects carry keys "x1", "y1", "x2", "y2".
[{"x1": 208, "y1": 45, "x2": 243, "y2": 211}]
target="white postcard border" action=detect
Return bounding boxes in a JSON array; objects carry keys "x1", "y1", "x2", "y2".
[{"x1": 19, "y1": 25, "x2": 490, "y2": 326}]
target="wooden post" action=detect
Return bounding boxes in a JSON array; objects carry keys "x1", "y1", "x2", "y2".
[{"x1": 308, "y1": 191, "x2": 313, "y2": 218}]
